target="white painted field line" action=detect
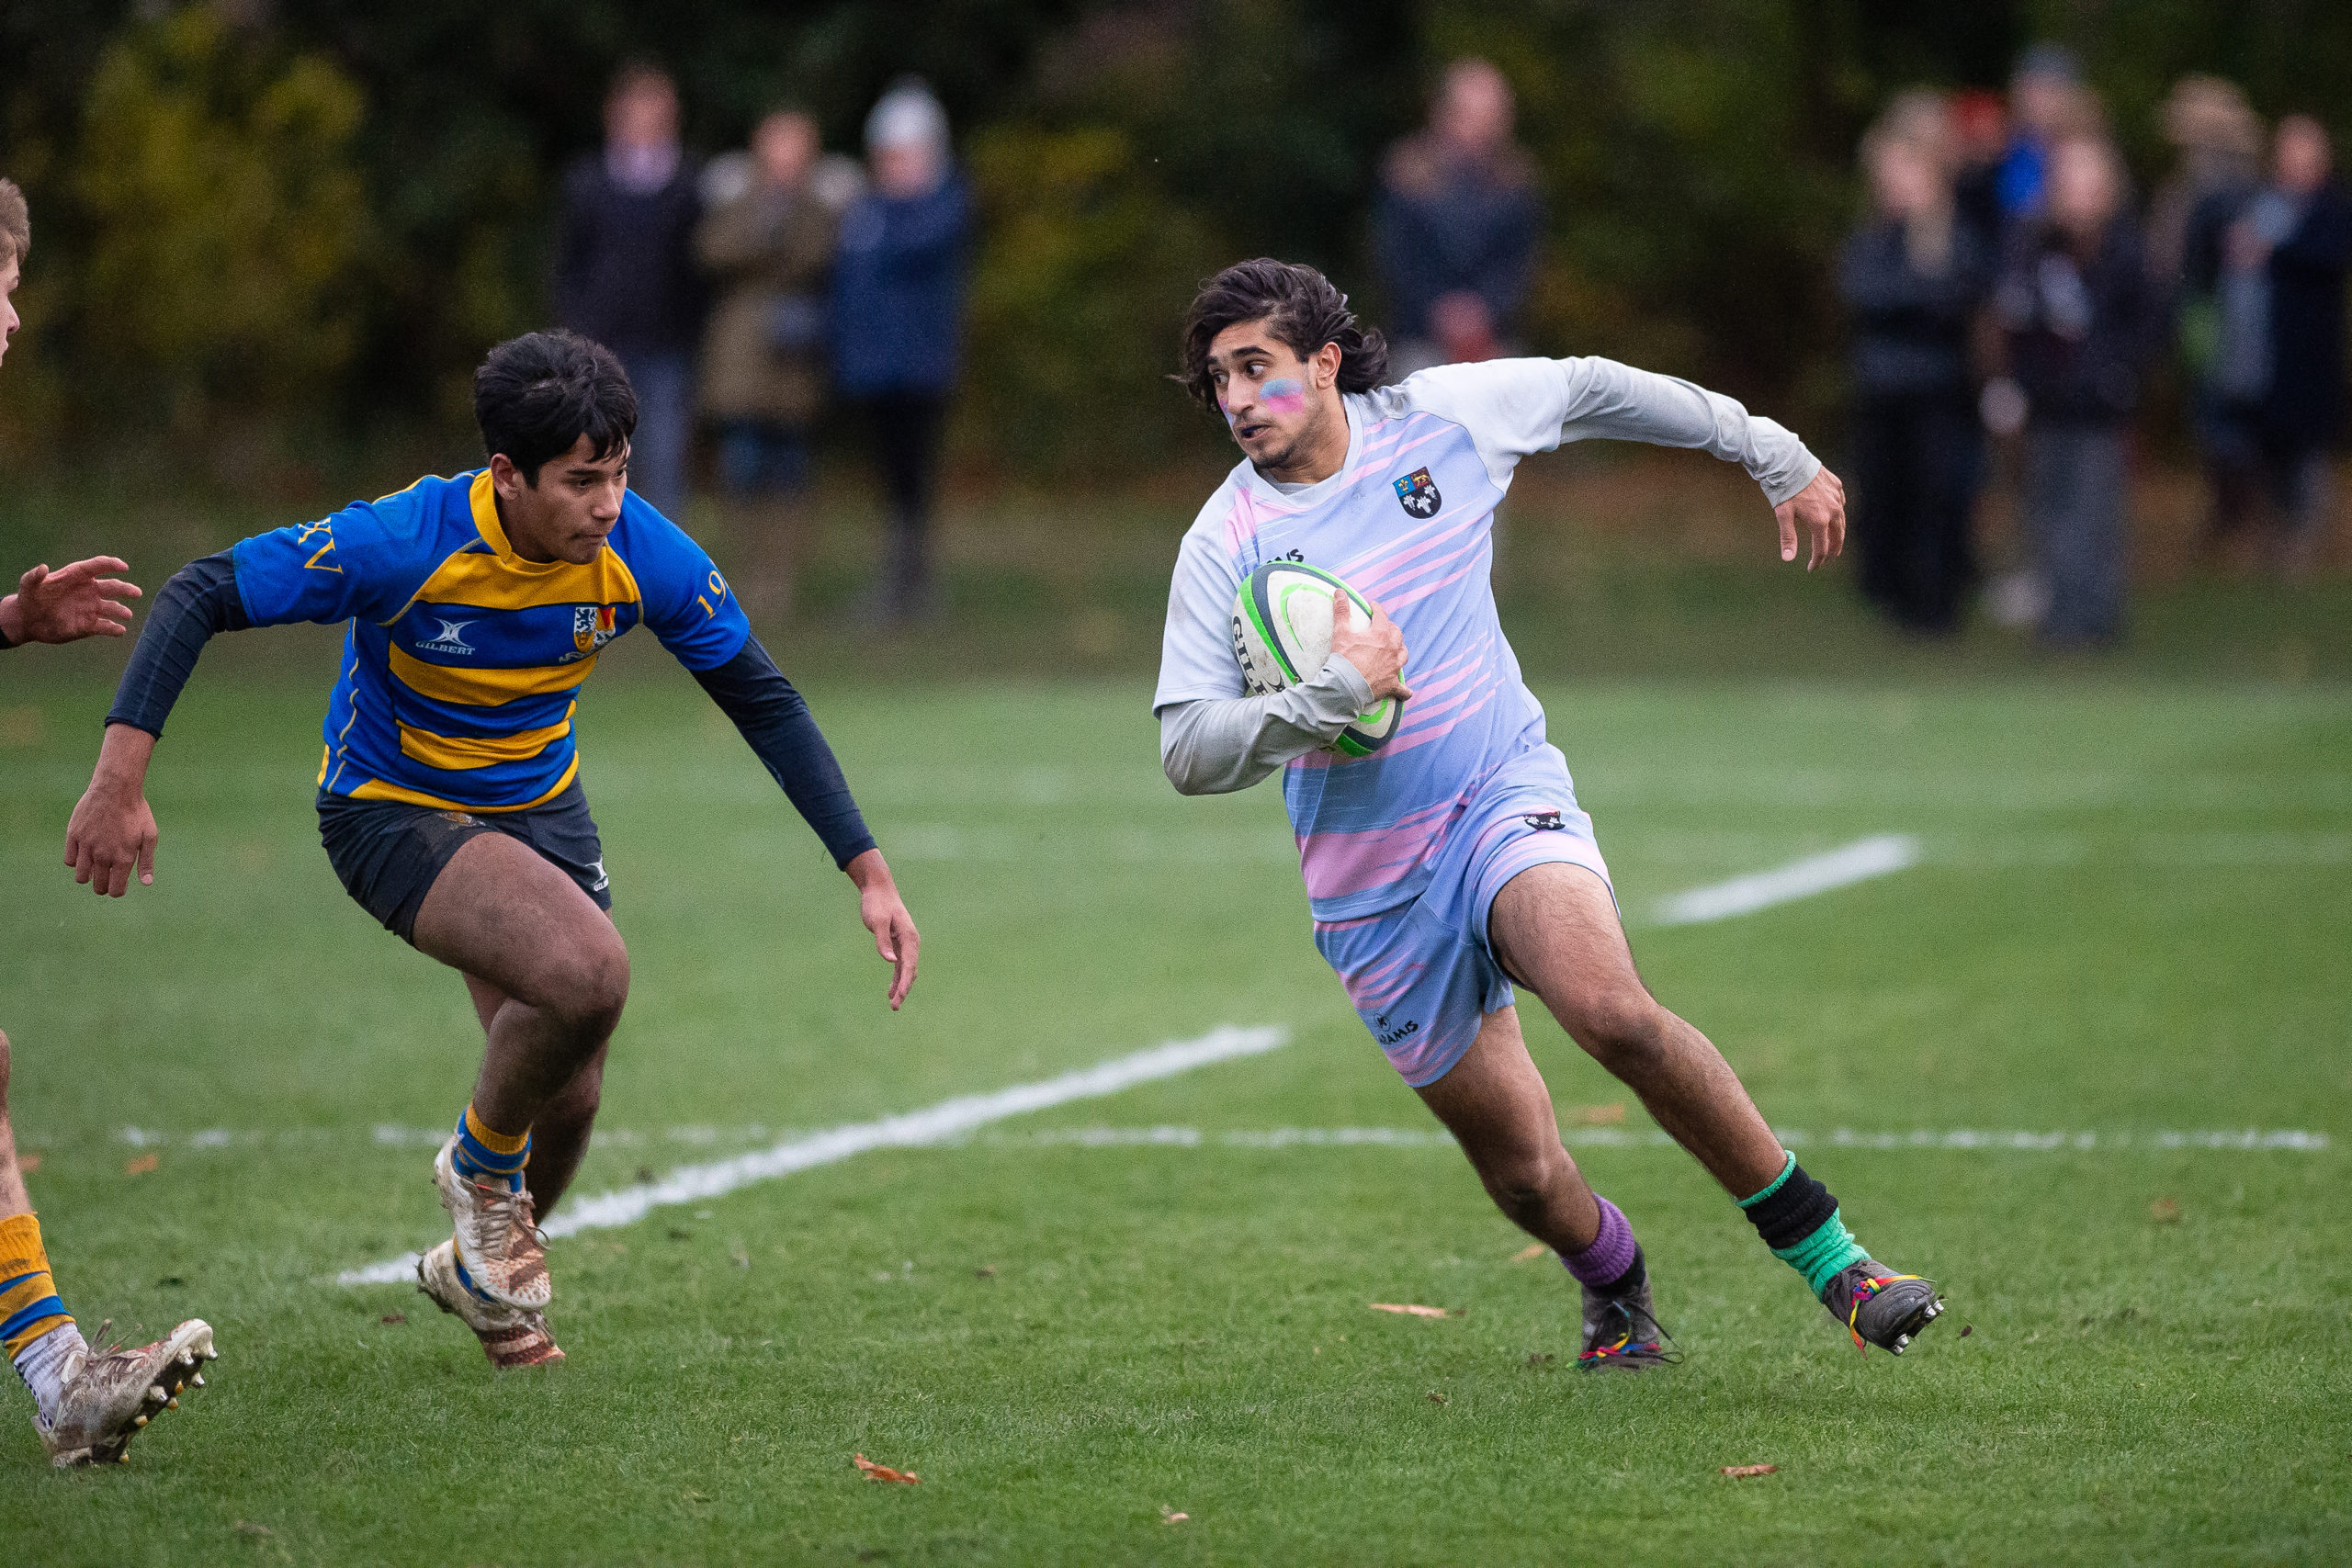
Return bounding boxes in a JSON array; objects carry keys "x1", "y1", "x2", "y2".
[
  {"x1": 981, "y1": 1125, "x2": 2334, "y2": 1153},
  {"x1": 334, "y1": 1024, "x2": 1289, "y2": 1287},
  {"x1": 1650, "y1": 833, "x2": 1921, "y2": 927}
]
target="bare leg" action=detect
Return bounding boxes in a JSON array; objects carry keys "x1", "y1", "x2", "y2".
[
  {"x1": 1415, "y1": 1005, "x2": 1603, "y2": 1254},
  {"x1": 0, "y1": 1031, "x2": 28, "y2": 1220},
  {"x1": 412, "y1": 832, "x2": 628, "y2": 1149},
  {"x1": 1489, "y1": 863, "x2": 1784, "y2": 1199},
  {"x1": 459, "y1": 978, "x2": 607, "y2": 1219}
]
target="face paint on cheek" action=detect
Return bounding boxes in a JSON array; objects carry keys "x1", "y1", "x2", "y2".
[{"x1": 1261, "y1": 378, "x2": 1306, "y2": 416}]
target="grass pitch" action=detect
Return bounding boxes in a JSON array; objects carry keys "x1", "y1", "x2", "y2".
[
  {"x1": 1, "y1": 649, "x2": 2346, "y2": 1564},
  {"x1": 1, "y1": 465, "x2": 2348, "y2": 1562}
]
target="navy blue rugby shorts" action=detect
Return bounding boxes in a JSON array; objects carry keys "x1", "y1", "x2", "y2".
[{"x1": 316, "y1": 780, "x2": 612, "y2": 945}]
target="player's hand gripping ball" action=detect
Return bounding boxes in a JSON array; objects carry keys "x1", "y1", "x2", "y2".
[{"x1": 1230, "y1": 560, "x2": 1404, "y2": 758}]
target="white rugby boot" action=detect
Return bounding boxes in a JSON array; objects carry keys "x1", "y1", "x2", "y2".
[
  {"x1": 40, "y1": 1319, "x2": 217, "y2": 1467},
  {"x1": 416, "y1": 1240, "x2": 564, "y2": 1370},
  {"x1": 432, "y1": 1138, "x2": 550, "y2": 1310}
]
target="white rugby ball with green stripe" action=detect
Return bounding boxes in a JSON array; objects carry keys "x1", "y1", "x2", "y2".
[{"x1": 1231, "y1": 560, "x2": 1403, "y2": 758}]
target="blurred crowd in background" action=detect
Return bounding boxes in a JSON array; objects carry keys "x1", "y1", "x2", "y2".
[
  {"x1": 4, "y1": 5, "x2": 2350, "y2": 645},
  {"x1": 1839, "y1": 47, "x2": 2347, "y2": 647},
  {"x1": 555, "y1": 64, "x2": 971, "y2": 625}
]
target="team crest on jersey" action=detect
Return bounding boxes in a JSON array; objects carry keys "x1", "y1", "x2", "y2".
[
  {"x1": 1393, "y1": 466, "x2": 1442, "y2": 518},
  {"x1": 573, "y1": 604, "x2": 619, "y2": 654}
]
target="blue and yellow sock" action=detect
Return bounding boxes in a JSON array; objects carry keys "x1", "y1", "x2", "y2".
[
  {"x1": 1736, "y1": 1151, "x2": 1869, "y2": 1298},
  {"x1": 451, "y1": 1105, "x2": 530, "y2": 1193},
  {"x1": 3, "y1": 1213, "x2": 85, "y2": 1428}
]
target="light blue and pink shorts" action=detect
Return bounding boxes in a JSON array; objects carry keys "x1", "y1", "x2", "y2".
[{"x1": 1310, "y1": 750, "x2": 1611, "y2": 1088}]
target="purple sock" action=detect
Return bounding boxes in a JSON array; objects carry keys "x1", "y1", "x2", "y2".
[{"x1": 1560, "y1": 1196, "x2": 1639, "y2": 1289}]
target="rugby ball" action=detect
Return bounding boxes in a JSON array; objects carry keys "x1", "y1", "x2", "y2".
[{"x1": 1230, "y1": 560, "x2": 1403, "y2": 758}]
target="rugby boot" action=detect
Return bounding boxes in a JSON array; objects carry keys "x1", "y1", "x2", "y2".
[
  {"x1": 40, "y1": 1319, "x2": 217, "y2": 1467},
  {"x1": 1821, "y1": 1258, "x2": 1943, "y2": 1354},
  {"x1": 416, "y1": 1239, "x2": 565, "y2": 1370},
  {"x1": 433, "y1": 1137, "x2": 550, "y2": 1310},
  {"x1": 1577, "y1": 1274, "x2": 1679, "y2": 1371}
]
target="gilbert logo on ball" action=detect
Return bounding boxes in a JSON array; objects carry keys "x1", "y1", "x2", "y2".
[{"x1": 1230, "y1": 560, "x2": 1404, "y2": 758}]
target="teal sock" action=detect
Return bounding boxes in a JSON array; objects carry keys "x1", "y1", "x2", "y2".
[
  {"x1": 1736, "y1": 1153, "x2": 1869, "y2": 1296},
  {"x1": 1771, "y1": 1208, "x2": 1868, "y2": 1295}
]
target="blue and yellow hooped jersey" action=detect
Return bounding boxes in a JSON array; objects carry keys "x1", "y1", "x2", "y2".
[{"x1": 232, "y1": 470, "x2": 751, "y2": 811}]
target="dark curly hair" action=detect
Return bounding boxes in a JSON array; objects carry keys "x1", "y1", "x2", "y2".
[
  {"x1": 474, "y1": 330, "x2": 638, "y2": 484},
  {"x1": 1174, "y1": 258, "x2": 1389, "y2": 414}
]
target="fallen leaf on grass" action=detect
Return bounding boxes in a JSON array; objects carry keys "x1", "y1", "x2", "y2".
[
  {"x1": 1510, "y1": 1243, "x2": 1548, "y2": 1263},
  {"x1": 233, "y1": 1520, "x2": 273, "y2": 1538},
  {"x1": 1960, "y1": 1324, "x2": 1973, "y2": 1337},
  {"x1": 1721, "y1": 1464, "x2": 1778, "y2": 1478},
  {"x1": 854, "y1": 1453, "x2": 921, "y2": 1484},
  {"x1": 1369, "y1": 1303, "x2": 1461, "y2": 1319},
  {"x1": 124, "y1": 1153, "x2": 159, "y2": 1176},
  {"x1": 2149, "y1": 1197, "x2": 2182, "y2": 1224},
  {"x1": 17, "y1": 1154, "x2": 37, "y2": 1175},
  {"x1": 1427, "y1": 1391, "x2": 1450, "y2": 1404},
  {"x1": 380, "y1": 1314, "x2": 406, "y2": 1325},
  {"x1": 1568, "y1": 1103, "x2": 1626, "y2": 1126},
  {"x1": 975, "y1": 1265, "x2": 997, "y2": 1279},
  {"x1": 1159, "y1": 1506, "x2": 1189, "y2": 1525}
]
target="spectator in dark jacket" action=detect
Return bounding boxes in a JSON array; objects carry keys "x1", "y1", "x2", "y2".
[
  {"x1": 1839, "y1": 118, "x2": 1991, "y2": 634},
  {"x1": 2184, "y1": 115, "x2": 2351, "y2": 572},
  {"x1": 555, "y1": 63, "x2": 703, "y2": 518},
  {"x1": 1373, "y1": 59, "x2": 1544, "y2": 375},
  {"x1": 833, "y1": 80, "x2": 970, "y2": 626},
  {"x1": 1995, "y1": 135, "x2": 2155, "y2": 646}
]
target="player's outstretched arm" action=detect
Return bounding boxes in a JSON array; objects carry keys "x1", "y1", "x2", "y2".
[
  {"x1": 0, "y1": 557, "x2": 141, "y2": 647},
  {"x1": 686, "y1": 633, "x2": 919, "y2": 1009},
  {"x1": 61, "y1": 550, "x2": 254, "y2": 897},
  {"x1": 1773, "y1": 465, "x2": 1847, "y2": 571},
  {"x1": 1419, "y1": 356, "x2": 1836, "y2": 566}
]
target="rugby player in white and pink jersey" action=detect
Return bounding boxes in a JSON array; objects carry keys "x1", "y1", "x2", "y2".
[{"x1": 1154, "y1": 258, "x2": 1945, "y2": 1368}]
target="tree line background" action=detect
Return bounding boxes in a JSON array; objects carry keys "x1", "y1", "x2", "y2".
[{"x1": 4, "y1": 0, "x2": 2349, "y2": 488}]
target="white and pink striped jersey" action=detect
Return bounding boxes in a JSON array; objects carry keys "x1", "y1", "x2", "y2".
[{"x1": 1153, "y1": 355, "x2": 1819, "y2": 923}]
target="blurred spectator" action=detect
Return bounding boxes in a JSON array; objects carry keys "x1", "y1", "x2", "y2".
[
  {"x1": 1374, "y1": 59, "x2": 1543, "y2": 375},
  {"x1": 696, "y1": 108, "x2": 844, "y2": 622},
  {"x1": 2183, "y1": 115, "x2": 2352, "y2": 571},
  {"x1": 1994, "y1": 135, "x2": 2155, "y2": 646},
  {"x1": 833, "y1": 79, "x2": 970, "y2": 626},
  {"x1": 1839, "y1": 111, "x2": 1991, "y2": 634},
  {"x1": 2149, "y1": 76, "x2": 2262, "y2": 296},
  {"x1": 556, "y1": 63, "x2": 703, "y2": 519},
  {"x1": 1994, "y1": 45, "x2": 2099, "y2": 225},
  {"x1": 1949, "y1": 89, "x2": 2010, "y2": 258}
]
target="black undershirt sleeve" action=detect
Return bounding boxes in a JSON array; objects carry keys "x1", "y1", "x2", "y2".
[
  {"x1": 691, "y1": 635, "x2": 877, "y2": 870},
  {"x1": 105, "y1": 551, "x2": 251, "y2": 738}
]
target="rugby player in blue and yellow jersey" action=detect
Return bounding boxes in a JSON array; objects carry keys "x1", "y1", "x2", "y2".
[{"x1": 64, "y1": 331, "x2": 920, "y2": 1368}]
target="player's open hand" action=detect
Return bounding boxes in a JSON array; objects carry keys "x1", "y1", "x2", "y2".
[
  {"x1": 4, "y1": 557, "x2": 141, "y2": 645},
  {"x1": 1329, "y1": 589, "x2": 1412, "y2": 702},
  {"x1": 1773, "y1": 467, "x2": 1847, "y2": 571},
  {"x1": 846, "y1": 848, "x2": 920, "y2": 1010},
  {"x1": 65, "y1": 777, "x2": 159, "y2": 897}
]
